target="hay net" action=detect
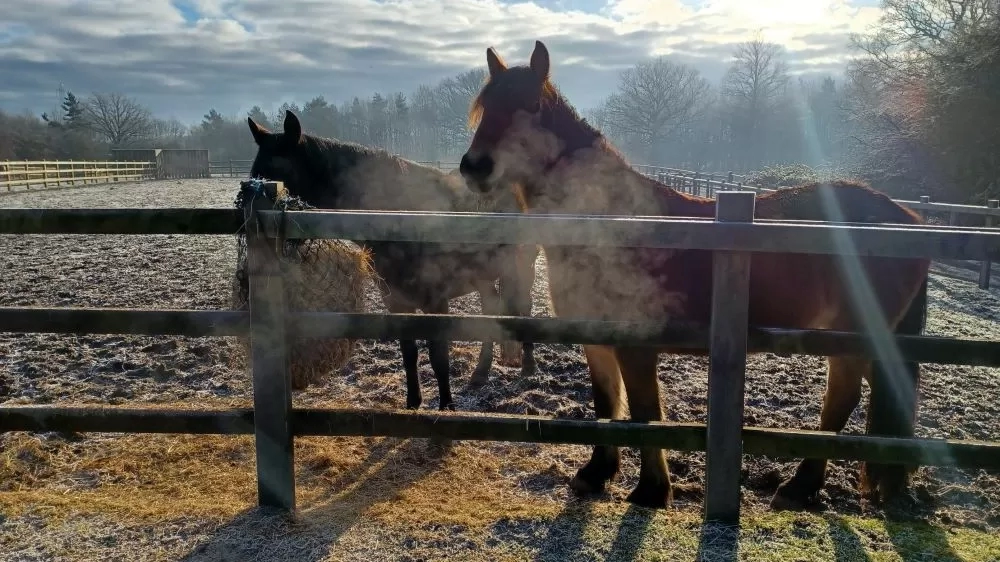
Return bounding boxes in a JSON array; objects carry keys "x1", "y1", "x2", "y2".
[{"x1": 230, "y1": 178, "x2": 371, "y2": 315}]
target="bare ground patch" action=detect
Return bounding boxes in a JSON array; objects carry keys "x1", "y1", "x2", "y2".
[{"x1": 1, "y1": 178, "x2": 999, "y2": 560}]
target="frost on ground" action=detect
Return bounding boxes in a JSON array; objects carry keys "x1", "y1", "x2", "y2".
[{"x1": 0, "y1": 179, "x2": 998, "y2": 561}]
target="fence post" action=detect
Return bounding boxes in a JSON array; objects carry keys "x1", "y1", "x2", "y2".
[
  {"x1": 694, "y1": 172, "x2": 701, "y2": 197},
  {"x1": 230, "y1": 159, "x2": 235, "y2": 177},
  {"x1": 979, "y1": 199, "x2": 999, "y2": 289},
  {"x1": 245, "y1": 181, "x2": 296, "y2": 512},
  {"x1": 704, "y1": 190, "x2": 755, "y2": 524},
  {"x1": 918, "y1": 195, "x2": 930, "y2": 221}
]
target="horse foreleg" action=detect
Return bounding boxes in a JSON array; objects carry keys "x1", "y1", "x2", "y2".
[
  {"x1": 386, "y1": 295, "x2": 422, "y2": 410},
  {"x1": 771, "y1": 355, "x2": 865, "y2": 511},
  {"x1": 425, "y1": 299, "x2": 456, "y2": 411},
  {"x1": 615, "y1": 345, "x2": 672, "y2": 509},
  {"x1": 570, "y1": 344, "x2": 626, "y2": 496}
]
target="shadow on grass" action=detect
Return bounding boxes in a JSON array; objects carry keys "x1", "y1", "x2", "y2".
[
  {"x1": 527, "y1": 498, "x2": 655, "y2": 562},
  {"x1": 696, "y1": 520, "x2": 739, "y2": 562},
  {"x1": 826, "y1": 515, "x2": 871, "y2": 562},
  {"x1": 179, "y1": 436, "x2": 451, "y2": 562},
  {"x1": 606, "y1": 504, "x2": 656, "y2": 561},
  {"x1": 884, "y1": 517, "x2": 964, "y2": 562},
  {"x1": 825, "y1": 511, "x2": 964, "y2": 562},
  {"x1": 531, "y1": 498, "x2": 594, "y2": 562}
]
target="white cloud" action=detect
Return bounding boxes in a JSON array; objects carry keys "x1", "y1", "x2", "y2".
[{"x1": 0, "y1": 0, "x2": 881, "y2": 124}]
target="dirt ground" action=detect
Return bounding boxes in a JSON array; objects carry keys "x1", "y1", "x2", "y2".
[{"x1": 1, "y1": 178, "x2": 998, "y2": 561}]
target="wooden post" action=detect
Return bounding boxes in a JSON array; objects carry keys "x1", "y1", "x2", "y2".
[
  {"x1": 704, "y1": 190, "x2": 755, "y2": 524},
  {"x1": 727, "y1": 171, "x2": 734, "y2": 184},
  {"x1": 918, "y1": 195, "x2": 930, "y2": 221},
  {"x1": 229, "y1": 159, "x2": 235, "y2": 177},
  {"x1": 245, "y1": 181, "x2": 296, "y2": 512},
  {"x1": 694, "y1": 172, "x2": 701, "y2": 197},
  {"x1": 708, "y1": 174, "x2": 715, "y2": 197},
  {"x1": 979, "y1": 199, "x2": 999, "y2": 289}
]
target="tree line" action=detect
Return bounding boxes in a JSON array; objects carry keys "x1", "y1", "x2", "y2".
[{"x1": 1, "y1": 0, "x2": 996, "y2": 203}]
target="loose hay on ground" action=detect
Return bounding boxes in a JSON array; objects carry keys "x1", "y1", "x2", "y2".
[{"x1": 229, "y1": 180, "x2": 375, "y2": 390}]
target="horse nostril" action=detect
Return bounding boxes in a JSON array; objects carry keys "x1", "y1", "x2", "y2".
[
  {"x1": 459, "y1": 154, "x2": 474, "y2": 177},
  {"x1": 460, "y1": 153, "x2": 494, "y2": 181}
]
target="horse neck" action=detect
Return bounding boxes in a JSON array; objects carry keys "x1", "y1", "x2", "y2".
[
  {"x1": 542, "y1": 141, "x2": 667, "y2": 216},
  {"x1": 534, "y1": 101, "x2": 669, "y2": 216}
]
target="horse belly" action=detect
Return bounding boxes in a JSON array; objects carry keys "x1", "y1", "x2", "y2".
[{"x1": 747, "y1": 253, "x2": 928, "y2": 330}]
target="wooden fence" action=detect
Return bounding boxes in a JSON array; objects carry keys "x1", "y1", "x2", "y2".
[
  {"x1": 112, "y1": 149, "x2": 211, "y2": 179},
  {"x1": 211, "y1": 159, "x2": 1000, "y2": 288},
  {"x1": 1, "y1": 182, "x2": 1000, "y2": 525},
  {"x1": 0, "y1": 160, "x2": 157, "y2": 192},
  {"x1": 632, "y1": 165, "x2": 1000, "y2": 290}
]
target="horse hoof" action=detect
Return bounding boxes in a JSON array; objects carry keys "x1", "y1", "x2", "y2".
[
  {"x1": 439, "y1": 401, "x2": 457, "y2": 412},
  {"x1": 406, "y1": 401, "x2": 421, "y2": 410},
  {"x1": 626, "y1": 480, "x2": 672, "y2": 509},
  {"x1": 569, "y1": 474, "x2": 606, "y2": 496},
  {"x1": 519, "y1": 359, "x2": 537, "y2": 378},
  {"x1": 469, "y1": 371, "x2": 489, "y2": 386},
  {"x1": 770, "y1": 481, "x2": 817, "y2": 512}
]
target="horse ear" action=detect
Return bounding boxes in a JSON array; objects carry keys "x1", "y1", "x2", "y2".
[
  {"x1": 529, "y1": 40, "x2": 550, "y2": 80},
  {"x1": 247, "y1": 116, "x2": 270, "y2": 145},
  {"x1": 486, "y1": 47, "x2": 507, "y2": 78},
  {"x1": 283, "y1": 110, "x2": 302, "y2": 144}
]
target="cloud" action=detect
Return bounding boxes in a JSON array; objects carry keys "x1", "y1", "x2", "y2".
[{"x1": 0, "y1": 0, "x2": 881, "y2": 125}]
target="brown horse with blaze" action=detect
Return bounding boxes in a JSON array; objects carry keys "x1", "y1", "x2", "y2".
[{"x1": 458, "y1": 40, "x2": 930, "y2": 510}]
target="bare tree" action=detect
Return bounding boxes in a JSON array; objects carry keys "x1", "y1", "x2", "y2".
[
  {"x1": 601, "y1": 57, "x2": 711, "y2": 161},
  {"x1": 721, "y1": 35, "x2": 789, "y2": 168},
  {"x1": 722, "y1": 35, "x2": 788, "y2": 113},
  {"x1": 83, "y1": 92, "x2": 154, "y2": 147},
  {"x1": 435, "y1": 69, "x2": 488, "y2": 150}
]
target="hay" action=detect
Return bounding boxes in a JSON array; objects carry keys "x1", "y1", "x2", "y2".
[{"x1": 230, "y1": 180, "x2": 374, "y2": 390}]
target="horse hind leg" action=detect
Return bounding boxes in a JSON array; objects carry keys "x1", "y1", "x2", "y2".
[
  {"x1": 569, "y1": 344, "x2": 626, "y2": 497},
  {"x1": 499, "y1": 246, "x2": 537, "y2": 375},
  {"x1": 614, "y1": 345, "x2": 673, "y2": 509},
  {"x1": 861, "y1": 277, "x2": 927, "y2": 505},
  {"x1": 771, "y1": 355, "x2": 865, "y2": 511},
  {"x1": 468, "y1": 281, "x2": 499, "y2": 388}
]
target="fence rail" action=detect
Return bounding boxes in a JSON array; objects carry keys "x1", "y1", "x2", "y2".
[
  {"x1": 0, "y1": 160, "x2": 156, "y2": 192},
  {"x1": 1, "y1": 183, "x2": 999, "y2": 525}
]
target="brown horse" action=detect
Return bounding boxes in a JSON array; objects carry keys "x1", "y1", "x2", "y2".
[
  {"x1": 457, "y1": 41, "x2": 930, "y2": 510},
  {"x1": 248, "y1": 111, "x2": 539, "y2": 411}
]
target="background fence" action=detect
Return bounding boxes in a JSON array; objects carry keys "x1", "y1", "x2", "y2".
[
  {"x1": 1, "y1": 184, "x2": 1000, "y2": 525},
  {"x1": 0, "y1": 160, "x2": 156, "y2": 192},
  {"x1": 209, "y1": 158, "x2": 1000, "y2": 289},
  {"x1": 112, "y1": 148, "x2": 211, "y2": 179}
]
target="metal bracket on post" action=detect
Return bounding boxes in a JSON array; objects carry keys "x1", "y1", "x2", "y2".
[
  {"x1": 245, "y1": 180, "x2": 296, "y2": 513},
  {"x1": 704, "y1": 190, "x2": 755, "y2": 524}
]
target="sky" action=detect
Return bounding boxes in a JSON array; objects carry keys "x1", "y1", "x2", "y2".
[{"x1": 0, "y1": 0, "x2": 884, "y2": 126}]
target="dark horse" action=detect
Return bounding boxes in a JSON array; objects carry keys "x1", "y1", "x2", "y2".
[
  {"x1": 248, "y1": 110, "x2": 539, "y2": 411},
  {"x1": 457, "y1": 41, "x2": 930, "y2": 509}
]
